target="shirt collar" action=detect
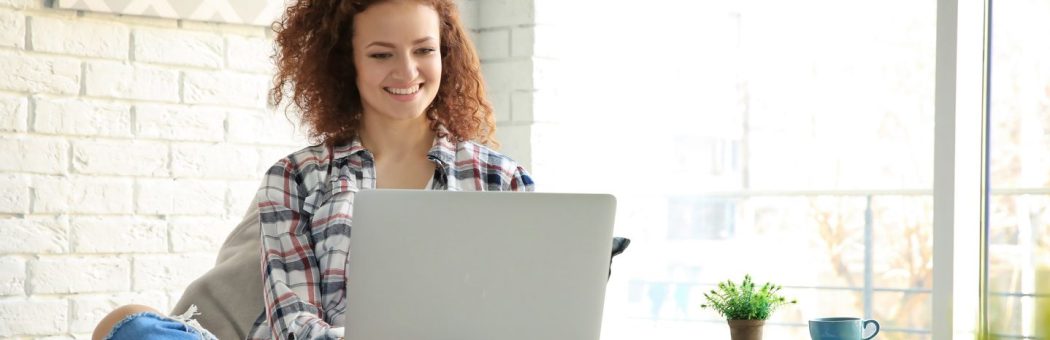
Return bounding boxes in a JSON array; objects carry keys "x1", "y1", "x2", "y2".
[
  {"x1": 330, "y1": 136, "x2": 369, "y2": 162},
  {"x1": 426, "y1": 134, "x2": 456, "y2": 170},
  {"x1": 329, "y1": 127, "x2": 457, "y2": 172}
]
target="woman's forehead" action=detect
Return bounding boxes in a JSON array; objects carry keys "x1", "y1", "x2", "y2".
[{"x1": 353, "y1": 1, "x2": 441, "y2": 43}]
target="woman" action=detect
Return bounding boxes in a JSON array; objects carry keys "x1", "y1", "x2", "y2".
[{"x1": 92, "y1": 0, "x2": 532, "y2": 339}]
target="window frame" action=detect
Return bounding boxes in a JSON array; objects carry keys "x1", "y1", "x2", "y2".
[{"x1": 931, "y1": 0, "x2": 992, "y2": 338}]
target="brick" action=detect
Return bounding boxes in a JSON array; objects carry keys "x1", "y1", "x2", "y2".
[
  {"x1": 0, "y1": 8, "x2": 24, "y2": 48},
  {"x1": 29, "y1": 256, "x2": 129, "y2": 294},
  {"x1": 72, "y1": 140, "x2": 168, "y2": 177},
  {"x1": 84, "y1": 61, "x2": 179, "y2": 102},
  {"x1": 30, "y1": 16, "x2": 129, "y2": 59},
  {"x1": 180, "y1": 20, "x2": 267, "y2": 36},
  {"x1": 81, "y1": 10, "x2": 178, "y2": 28},
  {"x1": 0, "y1": 174, "x2": 29, "y2": 213},
  {"x1": 172, "y1": 143, "x2": 258, "y2": 179},
  {"x1": 481, "y1": 59, "x2": 531, "y2": 93},
  {"x1": 135, "y1": 178, "x2": 175, "y2": 214},
  {"x1": 510, "y1": 26, "x2": 532, "y2": 57},
  {"x1": 33, "y1": 176, "x2": 133, "y2": 214},
  {"x1": 0, "y1": 93, "x2": 27, "y2": 132},
  {"x1": 133, "y1": 28, "x2": 222, "y2": 68},
  {"x1": 132, "y1": 253, "x2": 214, "y2": 290},
  {"x1": 170, "y1": 216, "x2": 235, "y2": 252},
  {"x1": 0, "y1": 0, "x2": 46, "y2": 10},
  {"x1": 457, "y1": 0, "x2": 478, "y2": 30},
  {"x1": 0, "y1": 299, "x2": 67, "y2": 336},
  {"x1": 0, "y1": 136, "x2": 68, "y2": 175},
  {"x1": 511, "y1": 91, "x2": 532, "y2": 122},
  {"x1": 136, "y1": 178, "x2": 225, "y2": 215},
  {"x1": 33, "y1": 97, "x2": 132, "y2": 137},
  {"x1": 134, "y1": 104, "x2": 225, "y2": 142},
  {"x1": 69, "y1": 291, "x2": 168, "y2": 333},
  {"x1": 226, "y1": 35, "x2": 274, "y2": 73},
  {"x1": 226, "y1": 179, "x2": 259, "y2": 218},
  {"x1": 0, "y1": 256, "x2": 26, "y2": 295},
  {"x1": 478, "y1": 29, "x2": 509, "y2": 60},
  {"x1": 0, "y1": 216, "x2": 67, "y2": 253},
  {"x1": 488, "y1": 91, "x2": 510, "y2": 123},
  {"x1": 0, "y1": 52, "x2": 80, "y2": 95},
  {"x1": 226, "y1": 109, "x2": 303, "y2": 145},
  {"x1": 479, "y1": 0, "x2": 534, "y2": 28},
  {"x1": 183, "y1": 71, "x2": 268, "y2": 108},
  {"x1": 71, "y1": 216, "x2": 167, "y2": 253}
]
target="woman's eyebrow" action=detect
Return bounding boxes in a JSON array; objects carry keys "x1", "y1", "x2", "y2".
[{"x1": 366, "y1": 36, "x2": 436, "y2": 48}]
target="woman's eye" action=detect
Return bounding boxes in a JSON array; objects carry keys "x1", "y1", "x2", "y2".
[
  {"x1": 369, "y1": 53, "x2": 393, "y2": 59},
  {"x1": 416, "y1": 48, "x2": 436, "y2": 55}
]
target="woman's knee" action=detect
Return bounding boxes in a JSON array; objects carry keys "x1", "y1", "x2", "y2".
[{"x1": 92, "y1": 304, "x2": 162, "y2": 340}]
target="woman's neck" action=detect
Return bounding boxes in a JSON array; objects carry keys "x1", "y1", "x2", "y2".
[{"x1": 358, "y1": 114, "x2": 435, "y2": 161}]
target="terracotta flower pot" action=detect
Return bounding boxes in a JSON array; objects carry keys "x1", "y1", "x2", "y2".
[{"x1": 727, "y1": 319, "x2": 765, "y2": 340}]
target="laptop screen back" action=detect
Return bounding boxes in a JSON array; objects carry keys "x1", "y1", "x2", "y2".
[{"x1": 345, "y1": 190, "x2": 616, "y2": 340}]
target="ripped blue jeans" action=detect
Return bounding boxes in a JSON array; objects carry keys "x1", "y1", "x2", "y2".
[{"x1": 104, "y1": 306, "x2": 218, "y2": 340}]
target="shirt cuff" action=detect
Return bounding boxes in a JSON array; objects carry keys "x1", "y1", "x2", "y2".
[{"x1": 327, "y1": 327, "x2": 345, "y2": 339}]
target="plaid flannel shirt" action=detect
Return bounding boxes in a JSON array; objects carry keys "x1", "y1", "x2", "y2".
[{"x1": 249, "y1": 134, "x2": 534, "y2": 340}]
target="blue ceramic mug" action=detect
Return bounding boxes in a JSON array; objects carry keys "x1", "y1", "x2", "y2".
[{"x1": 809, "y1": 317, "x2": 880, "y2": 340}]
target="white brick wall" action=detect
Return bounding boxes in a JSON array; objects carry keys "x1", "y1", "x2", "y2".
[
  {"x1": 0, "y1": 0, "x2": 535, "y2": 337},
  {"x1": 133, "y1": 28, "x2": 223, "y2": 68},
  {"x1": 0, "y1": 174, "x2": 31, "y2": 213},
  {"x1": 71, "y1": 216, "x2": 168, "y2": 253},
  {"x1": 0, "y1": 1, "x2": 305, "y2": 337},
  {"x1": 0, "y1": 52, "x2": 80, "y2": 95},
  {"x1": 0, "y1": 8, "x2": 25, "y2": 49},
  {"x1": 0, "y1": 256, "x2": 26, "y2": 295},
  {"x1": 0, "y1": 93, "x2": 28, "y2": 131},
  {"x1": 474, "y1": 0, "x2": 551, "y2": 173},
  {"x1": 0, "y1": 298, "x2": 68, "y2": 336},
  {"x1": 84, "y1": 61, "x2": 180, "y2": 102},
  {"x1": 29, "y1": 256, "x2": 130, "y2": 294},
  {"x1": 0, "y1": 216, "x2": 68, "y2": 253},
  {"x1": 30, "y1": 16, "x2": 130, "y2": 59},
  {"x1": 135, "y1": 104, "x2": 226, "y2": 142},
  {"x1": 73, "y1": 140, "x2": 170, "y2": 176},
  {"x1": 34, "y1": 97, "x2": 133, "y2": 137}
]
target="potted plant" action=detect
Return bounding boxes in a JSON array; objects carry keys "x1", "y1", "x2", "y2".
[{"x1": 701, "y1": 274, "x2": 796, "y2": 340}]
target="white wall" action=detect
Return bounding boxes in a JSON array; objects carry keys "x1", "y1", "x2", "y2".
[{"x1": 0, "y1": 0, "x2": 538, "y2": 338}]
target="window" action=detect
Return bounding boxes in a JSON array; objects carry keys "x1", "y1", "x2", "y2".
[
  {"x1": 539, "y1": 0, "x2": 939, "y2": 339},
  {"x1": 988, "y1": 0, "x2": 1050, "y2": 338}
]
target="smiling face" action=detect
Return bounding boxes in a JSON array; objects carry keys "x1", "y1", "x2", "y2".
[{"x1": 352, "y1": 0, "x2": 443, "y2": 125}]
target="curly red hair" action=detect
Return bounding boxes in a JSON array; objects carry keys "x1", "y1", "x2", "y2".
[{"x1": 270, "y1": 0, "x2": 496, "y2": 147}]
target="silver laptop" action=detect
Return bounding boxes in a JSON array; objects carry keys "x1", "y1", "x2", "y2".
[{"x1": 345, "y1": 190, "x2": 616, "y2": 340}]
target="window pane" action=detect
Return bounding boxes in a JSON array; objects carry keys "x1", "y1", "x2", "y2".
[
  {"x1": 538, "y1": 0, "x2": 935, "y2": 339},
  {"x1": 988, "y1": 0, "x2": 1050, "y2": 337}
]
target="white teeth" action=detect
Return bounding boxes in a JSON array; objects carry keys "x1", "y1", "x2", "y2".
[{"x1": 386, "y1": 84, "x2": 421, "y2": 95}]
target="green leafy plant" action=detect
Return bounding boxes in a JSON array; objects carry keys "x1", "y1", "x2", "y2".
[{"x1": 701, "y1": 274, "x2": 797, "y2": 320}]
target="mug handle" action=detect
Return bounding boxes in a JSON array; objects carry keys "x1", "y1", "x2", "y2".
[{"x1": 862, "y1": 319, "x2": 881, "y2": 340}]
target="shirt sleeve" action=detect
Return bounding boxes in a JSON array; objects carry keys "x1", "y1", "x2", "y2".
[
  {"x1": 508, "y1": 165, "x2": 535, "y2": 192},
  {"x1": 257, "y1": 158, "x2": 336, "y2": 340}
]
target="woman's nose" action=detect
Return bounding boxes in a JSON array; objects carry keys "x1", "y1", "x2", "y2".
[{"x1": 392, "y1": 55, "x2": 419, "y2": 81}]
